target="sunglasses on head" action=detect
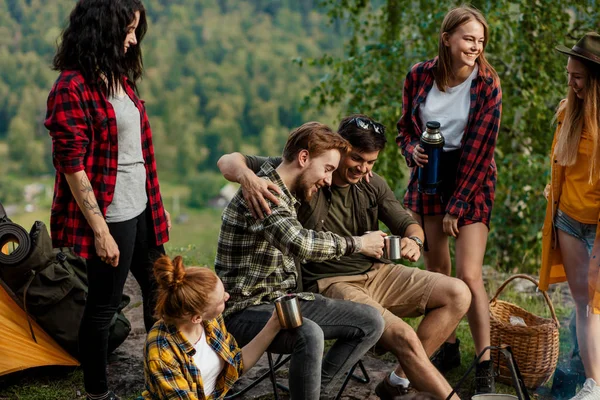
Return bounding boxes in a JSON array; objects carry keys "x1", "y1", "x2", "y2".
[{"x1": 342, "y1": 117, "x2": 386, "y2": 136}]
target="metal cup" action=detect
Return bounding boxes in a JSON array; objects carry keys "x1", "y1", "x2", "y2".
[
  {"x1": 383, "y1": 235, "x2": 402, "y2": 260},
  {"x1": 274, "y1": 294, "x2": 303, "y2": 329}
]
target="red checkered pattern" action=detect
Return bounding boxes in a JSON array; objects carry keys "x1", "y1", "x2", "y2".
[
  {"x1": 396, "y1": 58, "x2": 502, "y2": 226},
  {"x1": 45, "y1": 70, "x2": 168, "y2": 258}
]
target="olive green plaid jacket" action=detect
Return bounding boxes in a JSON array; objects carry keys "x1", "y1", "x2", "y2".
[{"x1": 215, "y1": 162, "x2": 354, "y2": 318}]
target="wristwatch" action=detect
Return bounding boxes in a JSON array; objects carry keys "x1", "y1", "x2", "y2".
[{"x1": 408, "y1": 236, "x2": 424, "y2": 252}]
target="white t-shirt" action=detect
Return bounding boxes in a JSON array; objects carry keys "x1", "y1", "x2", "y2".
[
  {"x1": 192, "y1": 329, "x2": 225, "y2": 397},
  {"x1": 420, "y1": 65, "x2": 478, "y2": 151}
]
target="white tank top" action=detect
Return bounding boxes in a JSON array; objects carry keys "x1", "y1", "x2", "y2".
[
  {"x1": 192, "y1": 329, "x2": 225, "y2": 397},
  {"x1": 420, "y1": 64, "x2": 478, "y2": 151}
]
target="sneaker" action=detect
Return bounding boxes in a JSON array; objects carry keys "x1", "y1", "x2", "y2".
[
  {"x1": 375, "y1": 376, "x2": 417, "y2": 400},
  {"x1": 475, "y1": 359, "x2": 495, "y2": 394},
  {"x1": 569, "y1": 378, "x2": 600, "y2": 400},
  {"x1": 86, "y1": 391, "x2": 121, "y2": 400},
  {"x1": 430, "y1": 339, "x2": 461, "y2": 373}
]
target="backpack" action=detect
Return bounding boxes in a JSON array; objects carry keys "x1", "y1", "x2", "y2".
[{"x1": 0, "y1": 207, "x2": 131, "y2": 359}]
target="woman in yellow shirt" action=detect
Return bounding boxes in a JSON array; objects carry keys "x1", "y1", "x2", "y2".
[
  {"x1": 540, "y1": 32, "x2": 600, "y2": 400},
  {"x1": 142, "y1": 255, "x2": 281, "y2": 400}
]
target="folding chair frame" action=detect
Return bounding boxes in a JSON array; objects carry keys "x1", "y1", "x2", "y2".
[{"x1": 224, "y1": 352, "x2": 370, "y2": 400}]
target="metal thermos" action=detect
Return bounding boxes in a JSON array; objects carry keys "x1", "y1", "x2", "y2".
[{"x1": 418, "y1": 121, "x2": 445, "y2": 194}]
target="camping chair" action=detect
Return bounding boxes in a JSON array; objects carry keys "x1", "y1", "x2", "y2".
[{"x1": 224, "y1": 352, "x2": 370, "y2": 400}]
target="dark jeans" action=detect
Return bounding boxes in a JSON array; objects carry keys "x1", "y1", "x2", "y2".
[
  {"x1": 225, "y1": 294, "x2": 384, "y2": 400},
  {"x1": 79, "y1": 208, "x2": 164, "y2": 395}
]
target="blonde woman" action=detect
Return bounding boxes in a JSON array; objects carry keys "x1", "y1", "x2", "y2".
[{"x1": 540, "y1": 32, "x2": 600, "y2": 400}]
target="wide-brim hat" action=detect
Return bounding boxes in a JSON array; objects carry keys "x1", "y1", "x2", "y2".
[{"x1": 556, "y1": 32, "x2": 600, "y2": 67}]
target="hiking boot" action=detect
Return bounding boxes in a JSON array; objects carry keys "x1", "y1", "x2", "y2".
[
  {"x1": 375, "y1": 376, "x2": 417, "y2": 400},
  {"x1": 475, "y1": 359, "x2": 495, "y2": 394},
  {"x1": 86, "y1": 391, "x2": 121, "y2": 400},
  {"x1": 430, "y1": 339, "x2": 461, "y2": 373},
  {"x1": 569, "y1": 378, "x2": 600, "y2": 400}
]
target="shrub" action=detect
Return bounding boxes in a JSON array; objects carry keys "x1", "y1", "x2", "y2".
[{"x1": 487, "y1": 153, "x2": 549, "y2": 273}]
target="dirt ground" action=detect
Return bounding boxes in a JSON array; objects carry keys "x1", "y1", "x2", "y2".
[{"x1": 110, "y1": 270, "x2": 573, "y2": 399}]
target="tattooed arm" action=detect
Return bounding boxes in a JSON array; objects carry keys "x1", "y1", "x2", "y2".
[{"x1": 64, "y1": 171, "x2": 120, "y2": 266}]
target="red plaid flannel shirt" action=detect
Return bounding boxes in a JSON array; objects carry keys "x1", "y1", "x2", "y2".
[
  {"x1": 396, "y1": 58, "x2": 502, "y2": 225},
  {"x1": 45, "y1": 70, "x2": 169, "y2": 258}
]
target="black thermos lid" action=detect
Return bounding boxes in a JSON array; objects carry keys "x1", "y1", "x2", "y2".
[{"x1": 426, "y1": 121, "x2": 440, "y2": 130}]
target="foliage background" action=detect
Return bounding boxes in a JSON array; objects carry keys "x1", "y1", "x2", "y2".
[
  {"x1": 0, "y1": 1, "x2": 596, "y2": 398},
  {"x1": 304, "y1": 0, "x2": 598, "y2": 272},
  {"x1": 0, "y1": 0, "x2": 598, "y2": 274}
]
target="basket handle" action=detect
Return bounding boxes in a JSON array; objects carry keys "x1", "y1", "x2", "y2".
[{"x1": 490, "y1": 274, "x2": 559, "y2": 327}]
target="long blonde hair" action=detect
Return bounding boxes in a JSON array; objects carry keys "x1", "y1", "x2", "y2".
[
  {"x1": 554, "y1": 57, "x2": 600, "y2": 184},
  {"x1": 435, "y1": 5, "x2": 498, "y2": 92}
]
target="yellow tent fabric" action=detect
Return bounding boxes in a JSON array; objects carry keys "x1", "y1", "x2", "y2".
[{"x1": 0, "y1": 282, "x2": 79, "y2": 376}]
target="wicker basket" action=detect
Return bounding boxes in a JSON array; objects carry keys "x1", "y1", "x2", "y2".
[{"x1": 489, "y1": 274, "x2": 560, "y2": 390}]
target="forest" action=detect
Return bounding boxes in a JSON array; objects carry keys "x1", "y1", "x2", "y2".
[
  {"x1": 0, "y1": 0, "x2": 343, "y2": 186},
  {"x1": 1, "y1": 0, "x2": 599, "y2": 270}
]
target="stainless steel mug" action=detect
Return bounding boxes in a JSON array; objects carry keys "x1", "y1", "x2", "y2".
[
  {"x1": 383, "y1": 236, "x2": 402, "y2": 260},
  {"x1": 275, "y1": 294, "x2": 303, "y2": 329}
]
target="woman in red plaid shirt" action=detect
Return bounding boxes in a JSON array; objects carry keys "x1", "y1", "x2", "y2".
[
  {"x1": 397, "y1": 6, "x2": 502, "y2": 394},
  {"x1": 45, "y1": 1, "x2": 170, "y2": 399}
]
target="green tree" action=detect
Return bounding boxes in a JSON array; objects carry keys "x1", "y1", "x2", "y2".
[{"x1": 303, "y1": 0, "x2": 599, "y2": 271}]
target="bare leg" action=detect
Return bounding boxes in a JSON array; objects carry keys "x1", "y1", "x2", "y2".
[
  {"x1": 454, "y1": 223, "x2": 490, "y2": 360},
  {"x1": 558, "y1": 231, "x2": 600, "y2": 383},
  {"x1": 409, "y1": 211, "x2": 456, "y2": 343},
  {"x1": 380, "y1": 321, "x2": 459, "y2": 399},
  {"x1": 417, "y1": 277, "x2": 471, "y2": 355}
]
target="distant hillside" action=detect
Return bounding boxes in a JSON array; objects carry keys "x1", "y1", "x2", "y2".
[{"x1": 0, "y1": 0, "x2": 345, "y2": 180}]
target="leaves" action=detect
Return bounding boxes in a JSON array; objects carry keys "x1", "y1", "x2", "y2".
[{"x1": 306, "y1": 0, "x2": 599, "y2": 271}]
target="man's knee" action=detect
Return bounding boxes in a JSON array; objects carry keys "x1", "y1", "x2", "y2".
[
  {"x1": 447, "y1": 277, "x2": 471, "y2": 312},
  {"x1": 356, "y1": 303, "x2": 385, "y2": 340},
  {"x1": 386, "y1": 322, "x2": 422, "y2": 357},
  {"x1": 295, "y1": 319, "x2": 325, "y2": 354},
  {"x1": 432, "y1": 276, "x2": 471, "y2": 313}
]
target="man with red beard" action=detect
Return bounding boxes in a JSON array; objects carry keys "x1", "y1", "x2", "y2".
[
  {"x1": 218, "y1": 115, "x2": 471, "y2": 400},
  {"x1": 215, "y1": 121, "x2": 386, "y2": 400}
]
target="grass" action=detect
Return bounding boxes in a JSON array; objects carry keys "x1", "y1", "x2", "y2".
[
  {"x1": 1, "y1": 206, "x2": 223, "y2": 400},
  {"x1": 1, "y1": 205, "x2": 575, "y2": 399}
]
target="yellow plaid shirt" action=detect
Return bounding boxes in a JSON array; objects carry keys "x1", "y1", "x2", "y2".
[{"x1": 142, "y1": 315, "x2": 243, "y2": 400}]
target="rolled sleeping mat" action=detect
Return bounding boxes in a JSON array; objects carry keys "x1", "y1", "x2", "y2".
[{"x1": 0, "y1": 222, "x2": 31, "y2": 267}]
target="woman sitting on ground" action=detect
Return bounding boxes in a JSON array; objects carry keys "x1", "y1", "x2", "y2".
[{"x1": 142, "y1": 255, "x2": 281, "y2": 399}]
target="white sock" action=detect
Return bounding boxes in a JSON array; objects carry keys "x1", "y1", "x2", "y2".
[{"x1": 389, "y1": 371, "x2": 410, "y2": 387}]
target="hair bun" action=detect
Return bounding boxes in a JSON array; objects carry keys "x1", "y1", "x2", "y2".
[
  {"x1": 171, "y1": 256, "x2": 186, "y2": 289},
  {"x1": 154, "y1": 255, "x2": 186, "y2": 291}
]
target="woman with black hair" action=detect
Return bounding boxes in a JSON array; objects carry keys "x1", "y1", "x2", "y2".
[{"x1": 44, "y1": 1, "x2": 170, "y2": 399}]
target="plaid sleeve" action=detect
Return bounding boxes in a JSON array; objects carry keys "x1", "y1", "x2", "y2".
[
  {"x1": 396, "y1": 67, "x2": 421, "y2": 168},
  {"x1": 45, "y1": 85, "x2": 89, "y2": 174},
  {"x1": 145, "y1": 359, "x2": 199, "y2": 400},
  {"x1": 446, "y1": 79, "x2": 502, "y2": 218},
  {"x1": 258, "y1": 203, "x2": 349, "y2": 261}
]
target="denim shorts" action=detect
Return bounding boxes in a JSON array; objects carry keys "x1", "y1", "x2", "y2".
[{"x1": 554, "y1": 209, "x2": 596, "y2": 255}]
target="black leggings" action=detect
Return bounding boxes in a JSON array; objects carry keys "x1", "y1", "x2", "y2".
[{"x1": 79, "y1": 208, "x2": 164, "y2": 395}]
